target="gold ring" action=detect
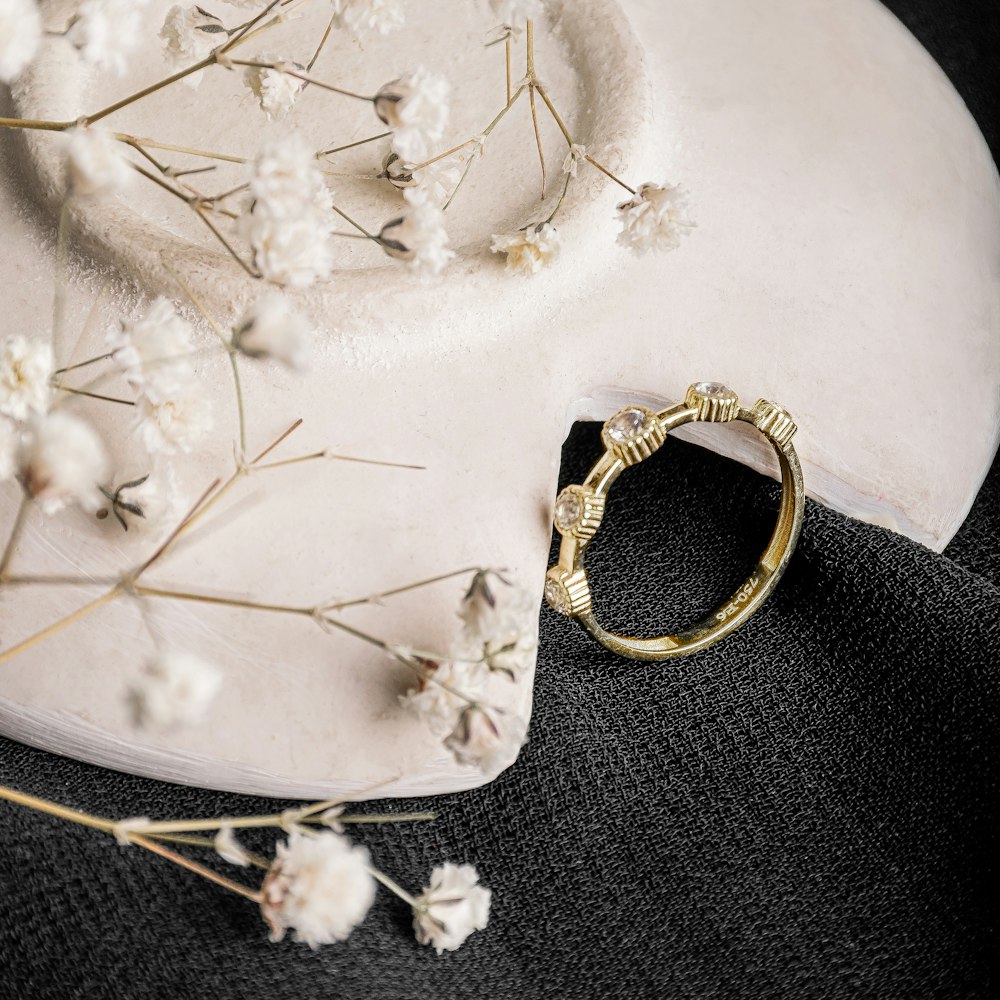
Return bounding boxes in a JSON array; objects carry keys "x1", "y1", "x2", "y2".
[{"x1": 544, "y1": 382, "x2": 805, "y2": 660}]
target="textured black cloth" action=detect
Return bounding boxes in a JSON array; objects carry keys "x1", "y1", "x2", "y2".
[{"x1": 2, "y1": 3, "x2": 999, "y2": 998}]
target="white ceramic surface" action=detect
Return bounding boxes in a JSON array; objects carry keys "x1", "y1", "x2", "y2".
[{"x1": 0, "y1": 0, "x2": 998, "y2": 799}]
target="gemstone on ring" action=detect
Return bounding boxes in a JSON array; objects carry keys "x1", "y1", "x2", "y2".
[
  {"x1": 601, "y1": 405, "x2": 666, "y2": 466},
  {"x1": 684, "y1": 381, "x2": 740, "y2": 422},
  {"x1": 553, "y1": 484, "x2": 606, "y2": 540},
  {"x1": 543, "y1": 566, "x2": 592, "y2": 617}
]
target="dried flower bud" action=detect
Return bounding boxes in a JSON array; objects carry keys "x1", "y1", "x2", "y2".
[
  {"x1": 373, "y1": 79, "x2": 410, "y2": 128},
  {"x1": 382, "y1": 151, "x2": 416, "y2": 190}
]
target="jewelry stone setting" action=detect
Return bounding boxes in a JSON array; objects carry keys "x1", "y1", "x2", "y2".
[
  {"x1": 553, "y1": 484, "x2": 605, "y2": 540},
  {"x1": 684, "y1": 381, "x2": 740, "y2": 422},
  {"x1": 601, "y1": 405, "x2": 666, "y2": 466},
  {"x1": 543, "y1": 566, "x2": 592, "y2": 617}
]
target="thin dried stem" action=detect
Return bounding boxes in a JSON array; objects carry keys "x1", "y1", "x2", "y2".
[
  {"x1": 319, "y1": 131, "x2": 391, "y2": 157},
  {"x1": 0, "y1": 784, "x2": 115, "y2": 834},
  {"x1": 307, "y1": 11, "x2": 337, "y2": 72},
  {"x1": 0, "y1": 587, "x2": 123, "y2": 667},
  {"x1": 128, "y1": 834, "x2": 263, "y2": 903},
  {"x1": 54, "y1": 384, "x2": 135, "y2": 406},
  {"x1": 52, "y1": 352, "x2": 113, "y2": 376},
  {"x1": 323, "y1": 566, "x2": 482, "y2": 612},
  {"x1": 528, "y1": 85, "x2": 547, "y2": 199},
  {"x1": 230, "y1": 60, "x2": 373, "y2": 102},
  {"x1": 133, "y1": 586, "x2": 314, "y2": 618},
  {"x1": 253, "y1": 451, "x2": 426, "y2": 472},
  {"x1": 368, "y1": 866, "x2": 419, "y2": 909}
]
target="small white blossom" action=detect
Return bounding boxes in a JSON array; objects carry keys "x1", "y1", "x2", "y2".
[
  {"x1": 243, "y1": 57, "x2": 306, "y2": 120},
  {"x1": 130, "y1": 648, "x2": 222, "y2": 730},
  {"x1": 616, "y1": 181, "x2": 694, "y2": 255},
  {"x1": 102, "y1": 464, "x2": 183, "y2": 534},
  {"x1": 215, "y1": 824, "x2": 251, "y2": 867},
  {"x1": 234, "y1": 293, "x2": 312, "y2": 369},
  {"x1": 107, "y1": 297, "x2": 196, "y2": 401},
  {"x1": 0, "y1": 0, "x2": 42, "y2": 85},
  {"x1": 413, "y1": 863, "x2": 491, "y2": 954},
  {"x1": 244, "y1": 135, "x2": 336, "y2": 287},
  {"x1": 490, "y1": 223, "x2": 560, "y2": 276},
  {"x1": 159, "y1": 4, "x2": 227, "y2": 82},
  {"x1": 135, "y1": 383, "x2": 213, "y2": 455},
  {"x1": 18, "y1": 411, "x2": 107, "y2": 514},
  {"x1": 112, "y1": 816, "x2": 153, "y2": 845},
  {"x1": 399, "y1": 657, "x2": 487, "y2": 737},
  {"x1": 382, "y1": 153, "x2": 461, "y2": 207},
  {"x1": 330, "y1": 0, "x2": 404, "y2": 36},
  {"x1": 68, "y1": 0, "x2": 151, "y2": 76},
  {"x1": 63, "y1": 127, "x2": 133, "y2": 197},
  {"x1": 379, "y1": 186, "x2": 453, "y2": 277},
  {"x1": 458, "y1": 572, "x2": 537, "y2": 681},
  {"x1": 562, "y1": 143, "x2": 586, "y2": 177},
  {"x1": 0, "y1": 419, "x2": 17, "y2": 482},
  {"x1": 261, "y1": 830, "x2": 375, "y2": 949},
  {"x1": 0, "y1": 335, "x2": 52, "y2": 421},
  {"x1": 444, "y1": 705, "x2": 527, "y2": 772},
  {"x1": 489, "y1": 0, "x2": 542, "y2": 34},
  {"x1": 375, "y1": 69, "x2": 450, "y2": 164}
]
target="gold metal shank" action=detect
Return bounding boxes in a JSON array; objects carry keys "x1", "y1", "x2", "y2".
[{"x1": 545, "y1": 384, "x2": 805, "y2": 659}]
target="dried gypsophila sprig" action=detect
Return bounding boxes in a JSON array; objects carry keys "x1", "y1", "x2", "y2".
[
  {"x1": 0, "y1": 783, "x2": 490, "y2": 953},
  {"x1": 2, "y1": 2, "x2": 693, "y2": 286}
]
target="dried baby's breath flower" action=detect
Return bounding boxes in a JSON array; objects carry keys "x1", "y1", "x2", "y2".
[
  {"x1": 68, "y1": 0, "x2": 151, "y2": 76},
  {"x1": 18, "y1": 411, "x2": 107, "y2": 514},
  {"x1": 0, "y1": 0, "x2": 42, "y2": 85},
  {"x1": 413, "y1": 862, "x2": 491, "y2": 954},
  {"x1": 444, "y1": 704, "x2": 527, "y2": 772},
  {"x1": 234, "y1": 292, "x2": 312, "y2": 369},
  {"x1": 107, "y1": 297, "x2": 196, "y2": 401},
  {"x1": 63, "y1": 127, "x2": 133, "y2": 197},
  {"x1": 0, "y1": 418, "x2": 17, "y2": 482},
  {"x1": 375, "y1": 68, "x2": 450, "y2": 164},
  {"x1": 130, "y1": 648, "x2": 222, "y2": 730},
  {"x1": 244, "y1": 57, "x2": 306, "y2": 120},
  {"x1": 489, "y1": 0, "x2": 542, "y2": 34},
  {"x1": 215, "y1": 824, "x2": 251, "y2": 867},
  {"x1": 562, "y1": 143, "x2": 587, "y2": 178},
  {"x1": 383, "y1": 153, "x2": 460, "y2": 207},
  {"x1": 261, "y1": 830, "x2": 375, "y2": 949},
  {"x1": 379, "y1": 187, "x2": 454, "y2": 278},
  {"x1": 135, "y1": 383, "x2": 214, "y2": 455},
  {"x1": 490, "y1": 223, "x2": 560, "y2": 276},
  {"x1": 244, "y1": 135, "x2": 336, "y2": 287},
  {"x1": 330, "y1": 0, "x2": 404, "y2": 36},
  {"x1": 459, "y1": 571, "x2": 536, "y2": 681},
  {"x1": 101, "y1": 464, "x2": 183, "y2": 534},
  {"x1": 616, "y1": 181, "x2": 694, "y2": 255},
  {"x1": 0, "y1": 334, "x2": 52, "y2": 421},
  {"x1": 399, "y1": 657, "x2": 487, "y2": 737},
  {"x1": 160, "y1": 4, "x2": 227, "y2": 82}
]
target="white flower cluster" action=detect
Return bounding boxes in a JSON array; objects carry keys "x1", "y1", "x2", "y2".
[
  {"x1": 379, "y1": 187, "x2": 454, "y2": 278},
  {"x1": 491, "y1": 223, "x2": 560, "y2": 276},
  {"x1": 399, "y1": 570, "x2": 533, "y2": 772},
  {"x1": 107, "y1": 297, "x2": 213, "y2": 455},
  {"x1": 375, "y1": 68, "x2": 450, "y2": 164},
  {"x1": 0, "y1": 334, "x2": 108, "y2": 513},
  {"x1": 413, "y1": 862, "x2": 492, "y2": 953},
  {"x1": 616, "y1": 181, "x2": 694, "y2": 255},
  {"x1": 68, "y1": 0, "x2": 152, "y2": 76},
  {"x1": 62, "y1": 127, "x2": 133, "y2": 197},
  {"x1": 0, "y1": 0, "x2": 41, "y2": 85},
  {"x1": 234, "y1": 293, "x2": 313, "y2": 370},
  {"x1": 130, "y1": 648, "x2": 222, "y2": 730},
  {"x1": 256, "y1": 828, "x2": 491, "y2": 954},
  {"x1": 261, "y1": 830, "x2": 376, "y2": 948},
  {"x1": 243, "y1": 58, "x2": 306, "y2": 120},
  {"x1": 330, "y1": 0, "x2": 405, "y2": 37},
  {"x1": 160, "y1": 4, "x2": 227, "y2": 80},
  {"x1": 244, "y1": 135, "x2": 337, "y2": 287}
]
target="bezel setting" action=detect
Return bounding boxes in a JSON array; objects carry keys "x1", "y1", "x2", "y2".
[
  {"x1": 750, "y1": 398, "x2": 797, "y2": 447},
  {"x1": 553, "y1": 484, "x2": 606, "y2": 540},
  {"x1": 543, "y1": 566, "x2": 592, "y2": 617},
  {"x1": 600, "y1": 406, "x2": 666, "y2": 466},
  {"x1": 684, "y1": 381, "x2": 740, "y2": 422}
]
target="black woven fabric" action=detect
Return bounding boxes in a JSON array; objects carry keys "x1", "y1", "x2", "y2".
[{"x1": 2, "y1": 3, "x2": 999, "y2": 998}]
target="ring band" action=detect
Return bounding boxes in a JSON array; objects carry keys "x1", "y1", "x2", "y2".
[{"x1": 544, "y1": 382, "x2": 805, "y2": 660}]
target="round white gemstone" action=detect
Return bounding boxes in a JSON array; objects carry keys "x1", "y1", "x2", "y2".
[
  {"x1": 605, "y1": 407, "x2": 648, "y2": 443},
  {"x1": 692, "y1": 381, "x2": 733, "y2": 398},
  {"x1": 554, "y1": 489, "x2": 584, "y2": 532},
  {"x1": 544, "y1": 577, "x2": 572, "y2": 615}
]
